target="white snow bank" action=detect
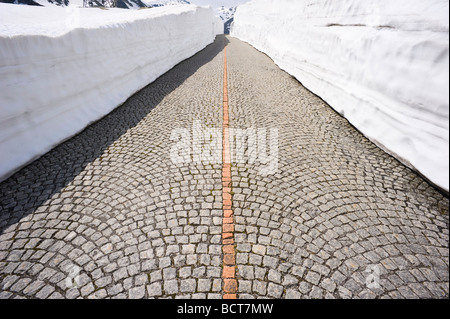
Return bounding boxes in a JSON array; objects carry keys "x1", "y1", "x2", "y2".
[
  {"x1": 231, "y1": 0, "x2": 449, "y2": 192},
  {"x1": 214, "y1": 15, "x2": 224, "y2": 34},
  {"x1": 0, "y1": 3, "x2": 221, "y2": 182}
]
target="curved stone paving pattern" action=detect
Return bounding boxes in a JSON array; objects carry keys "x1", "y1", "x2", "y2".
[
  {"x1": 0, "y1": 35, "x2": 449, "y2": 299},
  {"x1": 226, "y1": 37, "x2": 449, "y2": 299},
  {"x1": 0, "y1": 36, "x2": 226, "y2": 299}
]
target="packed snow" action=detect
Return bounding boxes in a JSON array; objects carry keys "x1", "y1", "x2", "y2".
[
  {"x1": 0, "y1": 3, "x2": 222, "y2": 182},
  {"x1": 141, "y1": 0, "x2": 189, "y2": 8},
  {"x1": 232, "y1": 0, "x2": 450, "y2": 191}
]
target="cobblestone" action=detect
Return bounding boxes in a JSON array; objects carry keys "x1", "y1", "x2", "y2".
[
  {"x1": 226, "y1": 36, "x2": 449, "y2": 299},
  {"x1": 0, "y1": 35, "x2": 448, "y2": 299}
]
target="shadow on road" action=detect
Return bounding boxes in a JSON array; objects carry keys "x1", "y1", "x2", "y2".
[{"x1": 0, "y1": 35, "x2": 230, "y2": 235}]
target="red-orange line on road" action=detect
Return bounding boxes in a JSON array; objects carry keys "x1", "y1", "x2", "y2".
[{"x1": 221, "y1": 41, "x2": 237, "y2": 299}]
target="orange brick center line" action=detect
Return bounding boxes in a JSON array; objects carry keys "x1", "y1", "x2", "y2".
[{"x1": 222, "y1": 42, "x2": 237, "y2": 299}]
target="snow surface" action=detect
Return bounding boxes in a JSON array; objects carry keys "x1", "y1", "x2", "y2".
[
  {"x1": 189, "y1": 0, "x2": 247, "y2": 8},
  {"x1": 231, "y1": 0, "x2": 450, "y2": 191},
  {"x1": 0, "y1": 3, "x2": 222, "y2": 182},
  {"x1": 141, "y1": 0, "x2": 189, "y2": 7}
]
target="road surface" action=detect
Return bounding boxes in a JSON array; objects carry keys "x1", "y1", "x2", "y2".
[{"x1": 0, "y1": 35, "x2": 448, "y2": 299}]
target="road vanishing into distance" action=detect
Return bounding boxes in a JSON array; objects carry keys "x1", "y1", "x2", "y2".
[{"x1": 0, "y1": 35, "x2": 448, "y2": 299}]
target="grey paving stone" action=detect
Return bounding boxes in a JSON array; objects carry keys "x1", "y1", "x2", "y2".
[
  {"x1": 267, "y1": 283, "x2": 283, "y2": 298},
  {"x1": 147, "y1": 282, "x2": 162, "y2": 298},
  {"x1": 197, "y1": 279, "x2": 212, "y2": 292},
  {"x1": 285, "y1": 289, "x2": 302, "y2": 299},
  {"x1": 164, "y1": 280, "x2": 179, "y2": 295},
  {"x1": 180, "y1": 279, "x2": 196, "y2": 293}
]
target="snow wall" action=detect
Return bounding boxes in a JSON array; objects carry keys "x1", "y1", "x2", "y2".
[
  {"x1": 231, "y1": 0, "x2": 449, "y2": 192},
  {"x1": 0, "y1": 4, "x2": 223, "y2": 182}
]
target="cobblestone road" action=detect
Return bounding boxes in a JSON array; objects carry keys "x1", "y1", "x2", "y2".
[{"x1": 0, "y1": 35, "x2": 448, "y2": 299}]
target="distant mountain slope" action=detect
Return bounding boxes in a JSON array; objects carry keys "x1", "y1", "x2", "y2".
[
  {"x1": 216, "y1": 5, "x2": 235, "y2": 21},
  {"x1": 0, "y1": 0, "x2": 189, "y2": 8},
  {"x1": 117, "y1": 0, "x2": 149, "y2": 9},
  {"x1": 224, "y1": 17, "x2": 233, "y2": 34},
  {"x1": 0, "y1": 0, "x2": 239, "y2": 22},
  {"x1": 0, "y1": 0, "x2": 42, "y2": 5}
]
